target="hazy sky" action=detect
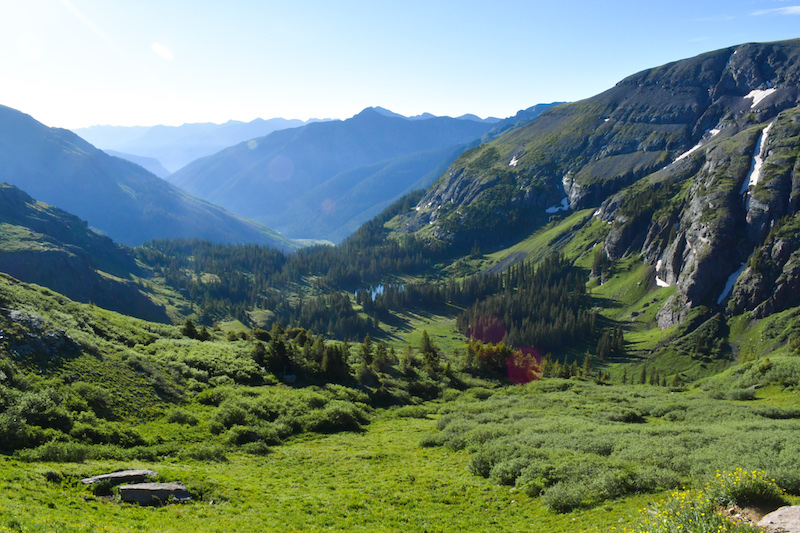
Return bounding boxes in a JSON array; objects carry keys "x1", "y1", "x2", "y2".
[{"x1": 1, "y1": 0, "x2": 798, "y2": 129}]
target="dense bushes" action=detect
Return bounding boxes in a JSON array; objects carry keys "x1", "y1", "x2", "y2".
[
  {"x1": 423, "y1": 379, "x2": 800, "y2": 512},
  {"x1": 208, "y1": 386, "x2": 371, "y2": 444}
]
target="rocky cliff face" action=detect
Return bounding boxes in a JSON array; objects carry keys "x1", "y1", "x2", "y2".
[
  {"x1": 0, "y1": 306, "x2": 82, "y2": 362},
  {"x1": 598, "y1": 106, "x2": 800, "y2": 328},
  {"x1": 399, "y1": 39, "x2": 800, "y2": 328}
]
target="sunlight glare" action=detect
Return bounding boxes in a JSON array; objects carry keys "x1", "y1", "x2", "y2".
[
  {"x1": 151, "y1": 43, "x2": 174, "y2": 61},
  {"x1": 16, "y1": 33, "x2": 47, "y2": 61}
]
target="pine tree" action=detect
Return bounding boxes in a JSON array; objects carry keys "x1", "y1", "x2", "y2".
[
  {"x1": 252, "y1": 342, "x2": 267, "y2": 366},
  {"x1": 420, "y1": 330, "x2": 440, "y2": 374},
  {"x1": 639, "y1": 365, "x2": 647, "y2": 385},
  {"x1": 597, "y1": 331, "x2": 611, "y2": 361},
  {"x1": 322, "y1": 343, "x2": 349, "y2": 382},
  {"x1": 359, "y1": 334, "x2": 374, "y2": 366},
  {"x1": 613, "y1": 326, "x2": 625, "y2": 354},
  {"x1": 373, "y1": 341, "x2": 388, "y2": 372},
  {"x1": 182, "y1": 319, "x2": 198, "y2": 339},
  {"x1": 621, "y1": 367, "x2": 628, "y2": 385},
  {"x1": 582, "y1": 352, "x2": 593, "y2": 379}
]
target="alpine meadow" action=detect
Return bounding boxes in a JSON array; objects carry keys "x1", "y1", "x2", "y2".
[{"x1": 4, "y1": 27, "x2": 800, "y2": 533}]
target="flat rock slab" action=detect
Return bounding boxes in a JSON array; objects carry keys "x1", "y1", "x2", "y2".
[
  {"x1": 758, "y1": 506, "x2": 800, "y2": 532},
  {"x1": 81, "y1": 469, "x2": 158, "y2": 485},
  {"x1": 118, "y1": 482, "x2": 191, "y2": 505}
]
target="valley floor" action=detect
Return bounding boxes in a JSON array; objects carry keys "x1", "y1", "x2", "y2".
[{"x1": 0, "y1": 415, "x2": 648, "y2": 533}]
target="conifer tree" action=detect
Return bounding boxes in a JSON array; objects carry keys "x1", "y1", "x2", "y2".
[
  {"x1": 360, "y1": 334, "x2": 374, "y2": 366},
  {"x1": 252, "y1": 342, "x2": 267, "y2": 366},
  {"x1": 582, "y1": 352, "x2": 593, "y2": 379},
  {"x1": 420, "y1": 330, "x2": 440, "y2": 374},
  {"x1": 613, "y1": 326, "x2": 625, "y2": 354},
  {"x1": 373, "y1": 341, "x2": 388, "y2": 372},
  {"x1": 322, "y1": 343, "x2": 349, "y2": 382},
  {"x1": 182, "y1": 319, "x2": 198, "y2": 339},
  {"x1": 639, "y1": 365, "x2": 647, "y2": 385},
  {"x1": 551, "y1": 359, "x2": 562, "y2": 379}
]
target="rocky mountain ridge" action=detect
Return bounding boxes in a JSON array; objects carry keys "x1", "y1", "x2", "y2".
[{"x1": 399, "y1": 39, "x2": 800, "y2": 329}]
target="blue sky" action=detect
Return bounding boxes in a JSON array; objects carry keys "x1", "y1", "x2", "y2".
[{"x1": 1, "y1": 0, "x2": 799, "y2": 128}]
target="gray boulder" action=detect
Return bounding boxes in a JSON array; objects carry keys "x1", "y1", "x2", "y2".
[
  {"x1": 759, "y1": 506, "x2": 800, "y2": 533},
  {"x1": 81, "y1": 469, "x2": 158, "y2": 486},
  {"x1": 118, "y1": 482, "x2": 192, "y2": 505}
]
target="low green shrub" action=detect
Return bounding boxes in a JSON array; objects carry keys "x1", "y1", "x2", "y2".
[
  {"x1": 166, "y1": 408, "x2": 199, "y2": 426},
  {"x1": 705, "y1": 468, "x2": 787, "y2": 507},
  {"x1": 387, "y1": 405, "x2": 431, "y2": 419},
  {"x1": 727, "y1": 389, "x2": 756, "y2": 401},
  {"x1": 623, "y1": 488, "x2": 764, "y2": 533},
  {"x1": 16, "y1": 441, "x2": 91, "y2": 463},
  {"x1": 239, "y1": 441, "x2": 271, "y2": 456},
  {"x1": 178, "y1": 443, "x2": 228, "y2": 462},
  {"x1": 541, "y1": 481, "x2": 587, "y2": 513},
  {"x1": 301, "y1": 400, "x2": 369, "y2": 433}
]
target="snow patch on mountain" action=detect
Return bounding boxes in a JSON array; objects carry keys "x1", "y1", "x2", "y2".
[
  {"x1": 545, "y1": 197, "x2": 570, "y2": 214},
  {"x1": 717, "y1": 263, "x2": 746, "y2": 305},
  {"x1": 740, "y1": 121, "x2": 774, "y2": 195},
  {"x1": 674, "y1": 128, "x2": 722, "y2": 163},
  {"x1": 745, "y1": 88, "x2": 776, "y2": 109}
]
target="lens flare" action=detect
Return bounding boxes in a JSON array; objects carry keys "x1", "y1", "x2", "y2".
[{"x1": 268, "y1": 155, "x2": 293, "y2": 182}]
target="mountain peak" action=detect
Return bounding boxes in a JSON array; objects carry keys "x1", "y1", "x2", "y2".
[{"x1": 358, "y1": 106, "x2": 407, "y2": 119}]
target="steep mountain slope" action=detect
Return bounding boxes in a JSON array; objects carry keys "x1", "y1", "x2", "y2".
[
  {"x1": 0, "y1": 183, "x2": 167, "y2": 322},
  {"x1": 74, "y1": 117, "x2": 317, "y2": 173},
  {"x1": 169, "y1": 108, "x2": 495, "y2": 241},
  {"x1": 399, "y1": 39, "x2": 800, "y2": 329},
  {"x1": 275, "y1": 143, "x2": 473, "y2": 242},
  {"x1": 481, "y1": 102, "x2": 565, "y2": 140},
  {"x1": 103, "y1": 150, "x2": 170, "y2": 178},
  {"x1": 0, "y1": 105, "x2": 296, "y2": 250}
]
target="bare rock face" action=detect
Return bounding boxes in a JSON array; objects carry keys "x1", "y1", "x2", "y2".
[
  {"x1": 758, "y1": 506, "x2": 800, "y2": 532},
  {"x1": 118, "y1": 482, "x2": 191, "y2": 505},
  {"x1": 0, "y1": 307, "x2": 82, "y2": 361},
  {"x1": 728, "y1": 236, "x2": 800, "y2": 318},
  {"x1": 81, "y1": 470, "x2": 158, "y2": 486}
]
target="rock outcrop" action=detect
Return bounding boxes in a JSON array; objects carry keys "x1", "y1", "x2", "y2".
[
  {"x1": 758, "y1": 506, "x2": 800, "y2": 533},
  {"x1": 81, "y1": 470, "x2": 158, "y2": 486},
  {"x1": 118, "y1": 482, "x2": 191, "y2": 505},
  {"x1": 0, "y1": 307, "x2": 81, "y2": 361}
]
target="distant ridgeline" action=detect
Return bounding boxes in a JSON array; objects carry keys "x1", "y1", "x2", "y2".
[
  {"x1": 168, "y1": 105, "x2": 558, "y2": 242},
  {"x1": 0, "y1": 105, "x2": 295, "y2": 250}
]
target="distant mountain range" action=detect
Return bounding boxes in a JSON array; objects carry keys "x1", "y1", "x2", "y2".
[
  {"x1": 103, "y1": 150, "x2": 171, "y2": 178},
  {"x1": 0, "y1": 105, "x2": 296, "y2": 250},
  {"x1": 167, "y1": 105, "x2": 558, "y2": 242},
  {"x1": 73, "y1": 117, "x2": 326, "y2": 173}
]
